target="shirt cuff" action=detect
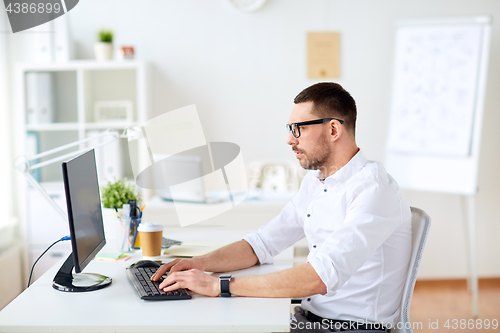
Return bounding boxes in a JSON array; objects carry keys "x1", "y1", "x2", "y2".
[
  {"x1": 308, "y1": 255, "x2": 339, "y2": 297},
  {"x1": 243, "y1": 232, "x2": 274, "y2": 265}
]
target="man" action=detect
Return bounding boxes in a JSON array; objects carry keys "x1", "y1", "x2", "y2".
[{"x1": 152, "y1": 82, "x2": 411, "y2": 332}]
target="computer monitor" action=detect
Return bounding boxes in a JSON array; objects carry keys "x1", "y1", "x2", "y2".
[{"x1": 52, "y1": 149, "x2": 112, "y2": 292}]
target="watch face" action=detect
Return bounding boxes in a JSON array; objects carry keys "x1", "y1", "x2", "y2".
[
  {"x1": 219, "y1": 274, "x2": 233, "y2": 280},
  {"x1": 229, "y1": 0, "x2": 266, "y2": 12}
]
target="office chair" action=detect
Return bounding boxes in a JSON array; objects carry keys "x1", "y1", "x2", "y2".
[
  {"x1": 391, "y1": 207, "x2": 431, "y2": 333},
  {"x1": 345, "y1": 207, "x2": 431, "y2": 333},
  {"x1": 291, "y1": 207, "x2": 431, "y2": 333}
]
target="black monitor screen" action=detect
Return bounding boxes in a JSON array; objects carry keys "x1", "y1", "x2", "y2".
[{"x1": 62, "y1": 149, "x2": 105, "y2": 273}]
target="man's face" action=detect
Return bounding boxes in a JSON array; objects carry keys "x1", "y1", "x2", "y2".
[{"x1": 286, "y1": 102, "x2": 331, "y2": 171}]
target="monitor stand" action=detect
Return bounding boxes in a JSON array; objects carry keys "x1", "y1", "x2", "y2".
[{"x1": 52, "y1": 253, "x2": 112, "y2": 292}]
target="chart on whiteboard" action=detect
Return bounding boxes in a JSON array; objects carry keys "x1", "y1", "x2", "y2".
[{"x1": 387, "y1": 24, "x2": 482, "y2": 157}]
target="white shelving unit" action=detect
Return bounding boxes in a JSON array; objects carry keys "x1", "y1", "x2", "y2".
[{"x1": 13, "y1": 60, "x2": 149, "y2": 283}]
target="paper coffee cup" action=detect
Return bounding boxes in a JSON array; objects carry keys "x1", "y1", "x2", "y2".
[{"x1": 138, "y1": 223, "x2": 163, "y2": 257}]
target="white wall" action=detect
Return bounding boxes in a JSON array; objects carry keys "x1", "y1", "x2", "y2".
[
  {"x1": 9, "y1": 0, "x2": 500, "y2": 278},
  {"x1": 0, "y1": 0, "x2": 12, "y2": 224}
]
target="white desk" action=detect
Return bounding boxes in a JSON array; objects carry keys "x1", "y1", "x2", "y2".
[{"x1": 0, "y1": 230, "x2": 294, "y2": 333}]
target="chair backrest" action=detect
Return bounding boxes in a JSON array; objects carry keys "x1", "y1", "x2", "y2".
[{"x1": 394, "y1": 207, "x2": 431, "y2": 333}]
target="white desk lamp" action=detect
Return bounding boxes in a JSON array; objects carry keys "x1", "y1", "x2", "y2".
[{"x1": 14, "y1": 130, "x2": 120, "y2": 221}]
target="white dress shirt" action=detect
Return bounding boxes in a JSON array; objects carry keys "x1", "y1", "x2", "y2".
[{"x1": 243, "y1": 149, "x2": 411, "y2": 325}]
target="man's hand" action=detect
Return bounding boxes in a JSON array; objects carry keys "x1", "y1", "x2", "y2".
[
  {"x1": 150, "y1": 258, "x2": 206, "y2": 281},
  {"x1": 158, "y1": 269, "x2": 220, "y2": 297}
]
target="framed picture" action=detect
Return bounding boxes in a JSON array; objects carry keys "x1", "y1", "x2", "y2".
[{"x1": 94, "y1": 100, "x2": 133, "y2": 123}]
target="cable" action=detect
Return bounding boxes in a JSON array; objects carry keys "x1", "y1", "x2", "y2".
[{"x1": 26, "y1": 235, "x2": 71, "y2": 289}]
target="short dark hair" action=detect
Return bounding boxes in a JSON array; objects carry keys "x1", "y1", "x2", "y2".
[{"x1": 294, "y1": 82, "x2": 357, "y2": 134}]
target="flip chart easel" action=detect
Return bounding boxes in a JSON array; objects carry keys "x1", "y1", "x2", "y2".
[{"x1": 385, "y1": 16, "x2": 492, "y2": 318}]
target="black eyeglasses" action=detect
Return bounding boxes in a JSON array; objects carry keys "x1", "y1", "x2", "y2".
[{"x1": 286, "y1": 118, "x2": 344, "y2": 138}]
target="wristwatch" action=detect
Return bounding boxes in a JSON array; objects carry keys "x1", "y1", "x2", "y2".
[{"x1": 219, "y1": 274, "x2": 233, "y2": 297}]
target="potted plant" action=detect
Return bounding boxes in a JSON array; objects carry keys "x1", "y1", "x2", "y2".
[
  {"x1": 94, "y1": 29, "x2": 114, "y2": 61},
  {"x1": 100, "y1": 179, "x2": 141, "y2": 247},
  {"x1": 101, "y1": 178, "x2": 141, "y2": 210}
]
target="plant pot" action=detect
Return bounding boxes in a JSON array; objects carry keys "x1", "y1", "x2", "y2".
[{"x1": 94, "y1": 42, "x2": 114, "y2": 61}]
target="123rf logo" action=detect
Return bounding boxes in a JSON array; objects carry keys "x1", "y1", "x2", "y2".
[{"x1": 4, "y1": 0, "x2": 79, "y2": 33}]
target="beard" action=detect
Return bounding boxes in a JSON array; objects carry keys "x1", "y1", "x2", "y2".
[{"x1": 294, "y1": 133, "x2": 331, "y2": 171}]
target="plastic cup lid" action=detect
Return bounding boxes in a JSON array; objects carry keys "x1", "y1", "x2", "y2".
[{"x1": 137, "y1": 222, "x2": 163, "y2": 232}]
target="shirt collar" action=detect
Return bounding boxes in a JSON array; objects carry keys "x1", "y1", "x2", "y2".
[{"x1": 316, "y1": 148, "x2": 367, "y2": 185}]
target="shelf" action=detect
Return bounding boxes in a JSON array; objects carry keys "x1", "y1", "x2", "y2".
[
  {"x1": 18, "y1": 60, "x2": 149, "y2": 281},
  {"x1": 17, "y1": 60, "x2": 145, "y2": 72},
  {"x1": 26, "y1": 122, "x2": 141, "y2": 131},
  {"x1": 83, "y1": 69, "x2": 138, "y2": 123},
  {"x1": 26, "y1": 123, "x2": 79, "y2": 131}
]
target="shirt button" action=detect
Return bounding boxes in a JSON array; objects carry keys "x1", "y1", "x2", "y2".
[
  {"x1": 307, "y1": 298, "x2": 311, "y2": 302},
  {"x1": 307, "y1": 214, "x2": 310, "y2": 217},
  {"x1": 324, "y1": 189, "x2": 327, "y2": 192},
  {"x1": 313, "y1": 245, "x2": 317, "y2": 248}
]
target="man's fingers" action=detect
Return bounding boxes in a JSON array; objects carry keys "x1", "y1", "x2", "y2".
[
  {"x1": 163, "y1": 282, "x2": 182, "y2": 293},
  {"x1": 150, "y1": 264, "x2": 168, "y2": 280},
  {"x1": 159, "y1": 271, "x2": 185, "y2": 289},
  {"x1": 156, "y1": 269, "x2": 219, "y2": 297},
  {"x1": 151, "y1": 259, "x2": 180, "y2": 280},
  {"x1": 159, "y1": 270, "x2": 197, "y2": 289},
  {"x1": 152, "y1": 259, "x2": 188, "y2": 281},
  {"x1": 167, "y1": 260, "x2": 190, "y2": 275}
]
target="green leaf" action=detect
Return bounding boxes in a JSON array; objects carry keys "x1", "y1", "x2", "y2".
[
  {"x1": 98, "y1": 29, "x2": 113, "y2": 43},
  {"x1": 100, "y1": 179, "x2": 141, "y2": 209}
]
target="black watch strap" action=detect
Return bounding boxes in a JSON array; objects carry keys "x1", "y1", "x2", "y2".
[{"x1": 219, "y1": 274, "x2": 232, "y2": 297}]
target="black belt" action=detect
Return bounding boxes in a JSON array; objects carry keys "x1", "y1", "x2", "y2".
[{"x1": 305, "y1": 311, "x2": 391, "y2": 332}]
